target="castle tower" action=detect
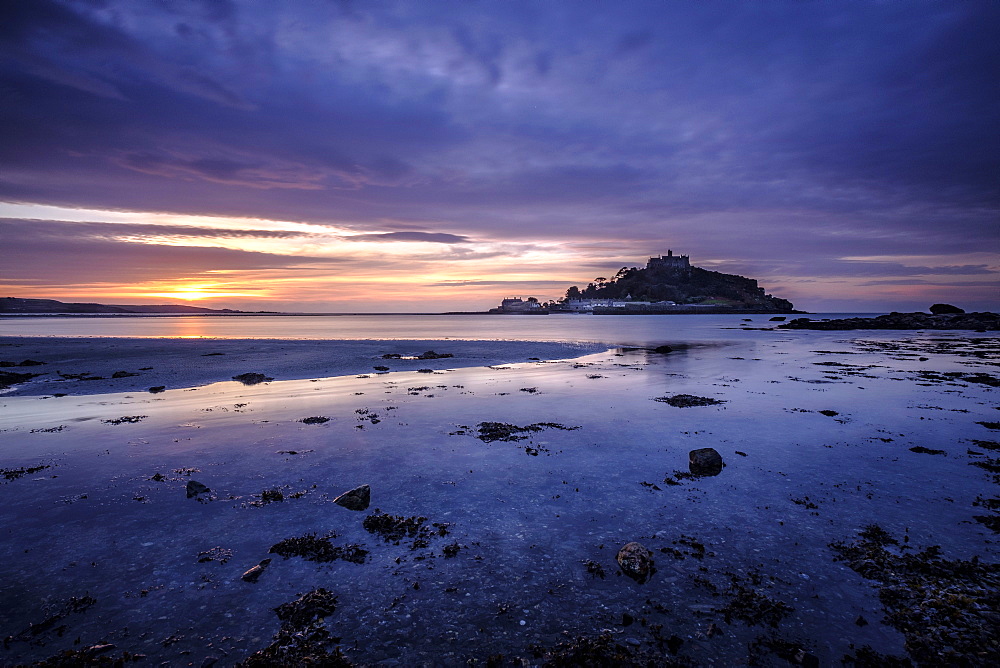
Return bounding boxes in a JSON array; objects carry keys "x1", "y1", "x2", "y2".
[{"x1": 646, "y1": 250, "x2": 690, "y2": 273}]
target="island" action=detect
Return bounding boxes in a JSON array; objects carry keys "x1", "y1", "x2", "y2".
[{"x1": 491, "y1": 251, "x2": 797, "y2": 314}]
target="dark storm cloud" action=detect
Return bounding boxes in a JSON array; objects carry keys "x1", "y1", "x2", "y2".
[{"x1": 0, "y1": 0, "x2": 996, "y2": 307}]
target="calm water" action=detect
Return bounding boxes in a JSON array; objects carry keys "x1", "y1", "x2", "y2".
[{"x1": 0, "y1": 312, "x2": 876, "y2": 345}]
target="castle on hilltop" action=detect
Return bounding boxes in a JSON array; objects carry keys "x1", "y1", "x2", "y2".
[{"x1": 646, "y1": 250, "x2": 690, "y2": 274}]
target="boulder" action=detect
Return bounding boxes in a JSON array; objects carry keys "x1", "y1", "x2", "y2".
[
  {"x1": 240, "y1": 558, "x2": 271, "y2": 583},
  {"x1": 232, "y1": 372, "x2": 272, "y2": 385},
  {"x1": 689, "y1": 448, "x2": 723, "y2": 476},
  {"x1": 417, "y1": 350, "x2": 454, "y2": 360},
  {"x1": 616, "y1": 542, "x2": 655, "y2": 584},
  {"x1": 652, "y1": 345, "x2": 673, "y2": 354},
  {"x1": 186, "y1": 480, "x2": 211, "y2": 498},
  {"x1": 929, "y1": 303, "x2": 965, "y2": 315},
  {"x1": 333, "y1": 484, "x2": 371, "y2": 511}
]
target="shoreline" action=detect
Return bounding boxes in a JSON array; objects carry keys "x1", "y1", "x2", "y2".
[{"x1": 0, "y1": 336, "x2": 606, "y2": 397}]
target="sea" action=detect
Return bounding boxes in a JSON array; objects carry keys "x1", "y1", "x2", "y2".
[{"x1": 0, "y1": 312, "x2": 878, "y2": 345}]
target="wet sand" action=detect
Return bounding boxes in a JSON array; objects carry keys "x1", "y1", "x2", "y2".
[
  {"x1": 0, "y1": 332, "x2": 997, "y2": 665},
  {"x1": 0, "y1": 337, "x2": 604, "y2": 397}
]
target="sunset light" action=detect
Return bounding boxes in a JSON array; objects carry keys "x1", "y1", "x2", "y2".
[
  {"x1": 0, "y1": 1, "x2": 995, "y2": 314},
  {"x1": 1, "y1": 4, "x2": 998, "y2": 666}
]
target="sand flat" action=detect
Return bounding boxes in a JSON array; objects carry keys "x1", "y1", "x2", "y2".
[{"x1": 0, "y1": 332, "x2": 997, "y2": 665}]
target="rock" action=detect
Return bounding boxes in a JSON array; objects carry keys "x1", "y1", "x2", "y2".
[
  {"x1": 148, "y1": 386, "x2": 166, "y2": 393},
  {"x1": 929, "y1": 303, "x2": 965, "y2": 315},
  {"x1": 333, "y1": 484, "x2": 371, "y2": 511},
  {"x1": 616, "y1": 542, "x2": 655, "y2": 584},
  {"x1": 240, "y1": 558, "x2": 271, "y2": 583},
  {"x1": 232, "y1": 372, "x2": 273, "y2": 385},
  {"x1": 186, "y1": 480, "x2": 211, "y2": 498},
  {"x1": 652, "y1": 345, "x2": 673, "y2": 354},
  {"x1": 417, "y1": 350, "x2": 453, "y2": 359},
  {"x1": 768, "y1": 316, "x2": 786, "y2": 321},
  {"x1": 689, "y1": 448, "x2": 724, "y2": 476},
  {"x1": 779, "y1": 310, "x2": 998, "y2": 331}
]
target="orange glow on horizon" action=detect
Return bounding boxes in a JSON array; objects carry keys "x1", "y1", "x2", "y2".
[{"x1": 145, "y1": 284, "x2": 258, "y2": 301}]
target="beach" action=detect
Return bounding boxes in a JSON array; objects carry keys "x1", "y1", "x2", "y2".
[
  {"x1": 0, "y1": 336, "x2": 605, "y2": 397},
  {"x1": 1, "y1": 324, "x2": 997, "y2": 665}
]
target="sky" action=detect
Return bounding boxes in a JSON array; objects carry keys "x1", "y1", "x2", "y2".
[{"x1": 1, "y1": 0, "x2": 997, "y2": 313}]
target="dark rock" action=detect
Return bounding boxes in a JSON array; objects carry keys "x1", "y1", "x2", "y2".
[
  {"x1": 333, "y1": 484, "x2": 370, "y2": 511},
  {"x1": 0, "y1": 370, "x2": 41, "y2": 390},
  {"x1": 909, "y1": 446, "x2": 946, "y2": 455},
  {"x1": 417, "y1": 350, "x2": 453, "y2": 359},
  {"x1": 232, "y1": 372, "x2": 273, "y2": 385},
  {"x1": 616, "y1": 541, "x2": 655, "y2": 584},
  {"x1": 111, "y1": 370, "x2": 138, "y2": 378},
  {"x1": 929, "y1": 303, "x2": 965, "y2": 315},
  {"x1": 818, "y1": 410, "x2": 839, "y2": 416},
  {"x1": 655, "y1": 394, "x2": 725, "y2": 407},
  {"x1": 148, "y1": 386, "x2": 166, "y2": 393},
  {"x1": 186, "y1": 480, "x2": 210, "y2": 498},
  {"x1": 373, "y1": 365, "x2": 390, "y2": 371},
  {"x1": 241, "y1": 558, "x2": 271, "y2": 583},
  {"x1": 381, "y1": 353, "x2": 402, "y2": 359},
  {"x1": 780, "y1": 311, "x2": 999, "y2": 331},
  {"x1": 652, "y1": 345, "x2": 673, "y2": 354},
  {"x1": 689, "y1": 448, "x2": 724, "y2": 476},
  {"x1": 768, "y1": 316, "x2": 786, "y2": 321}
]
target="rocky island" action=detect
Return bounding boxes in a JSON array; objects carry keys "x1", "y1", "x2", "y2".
[{"x1": 551, "y1": 251, "x2": 797, "y2": 314}]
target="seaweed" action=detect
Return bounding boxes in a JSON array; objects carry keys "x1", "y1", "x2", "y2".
[
  {"x1": 268, "y1": 533, "x2": 368, "y2": 564},
  {"x1": 653, "y1": 394, "x2": 725, "y2": 408},
  {"x1": 830, "y1": 525, "x2": 1000, "y2": 665}
]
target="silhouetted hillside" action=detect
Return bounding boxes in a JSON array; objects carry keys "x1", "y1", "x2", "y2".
[
  {"x1": 563, "y1": 258, "x2": 795, "y2": 311},
  {"x1": 0, "y1": 297, "x2": 244, "y2": 314}
]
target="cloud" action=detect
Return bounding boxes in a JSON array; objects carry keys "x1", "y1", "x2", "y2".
[
  {"x1": 858, "y1": 279, "x2": 1000, "y2": 288},
  {"x1": 346, "y1": 231, "x2": 471, "y2": 244},
  {"x1": 0, "y1": 1, "x2": 996, "y2": 310},
  {"x1": 0, "y1": 218, "x2": 343, "y2": 285},
  {"x1": 0, "y1": 218, "x2": 315, "y2": 240}
]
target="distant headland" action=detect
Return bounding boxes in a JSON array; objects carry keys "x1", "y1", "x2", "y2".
[
  {"x1": 0, "y1": 297, "x2": 265, "y2": 315},
  {"x1": 491, "y1": 251, "x2": 799, "y2": 314}
]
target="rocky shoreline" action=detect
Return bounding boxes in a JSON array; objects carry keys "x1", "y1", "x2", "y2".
[{"x1": 780, "y1": 310, "x2": 1000, "y2": 331}]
